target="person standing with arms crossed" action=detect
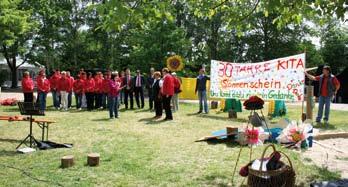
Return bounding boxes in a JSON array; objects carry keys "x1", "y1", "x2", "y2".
[
  {"x1": 305, "y1": 66, "x2": 340, "y2": 125},
  {"x1": 195, "y1": 69, "x2": 210, "y2": 114}
]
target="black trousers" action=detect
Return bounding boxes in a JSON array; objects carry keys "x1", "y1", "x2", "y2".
[
  {"x1": 148, "y1": 89, "x2": 154, "y2": 109},
  {"x1": 134, "y1": 87, "x2": 144, "y2": 108},
  {"x1": 124, "y1": 89, "x2": 134, "y2": 109},
  {"x1": 94, "y1": 93, "x2": 103, "y2": 109},
  {"x1": 162, "y1": 96, "x2": 173, "y2": 119},
  {"x1": 85, "y1": 92, "x2": 95, "y2": 111},
  {"x1": 154, "y1": 99, "x2": 162, "y2": 117},
  {"x1": 24, "y1": 93, "x2": 34, "y2": 102}
]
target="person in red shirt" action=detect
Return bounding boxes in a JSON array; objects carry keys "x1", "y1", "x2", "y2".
[
  {"x1": 305, "y1": 66, "x2": 341, "y2": 125},
  {"x1": 119, "y1": 70, "x2": 125, "y2": 105},
  {"x1": 66, "y1": 71, "x2": 74, "y2": 108},
  {"x1": 57, "y1": 71, "x2": 70, "y2": 111},
  {"x1": 73, "y1": 73, "x2": 85, "y2": 110},
  {"x1": 85, "y1": 72, "x2": 95, "y2": 111},
  {"x1": 36, "y1": 71, "x2": 50, "y2": 112},
  {"x1": 102, "y1": 71, "x2": 111, "y2": 109},
  {"x1": 107, "y1": 72, "x2": 123, "y2": 119},
  {"x1": 49, "y1": 70, "x2": 61, "y2": 109},
  {"x1": 94, "y1": 72, "x2": 103, "y2": 109},
  {"x1": 21, "y1": 71, "x2": 34, "y2": 102},
  {"x1": 161, "y1": 68, "x2": 174, "y2": 120},
  {"x1": 171, "y1": 72, "x2": 181, "y2": 112}
]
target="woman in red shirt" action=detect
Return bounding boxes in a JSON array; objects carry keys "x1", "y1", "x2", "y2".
[
  {"x1": 36, "y1": 71, "x2": 50, "y2": 112},
  {"x1": 21, "y1": 71, "x2": 34, "y2": 102},
  {"x1": 161, "y1": 68, "x2": 174, "y2": 120},
  {"x1": 94, "y1": 72, "x2": 103, "y2": 109},
  {"x1": 85, "y1": 72, "x2": 95, "y2": 111},
  {"x1": 73, "y1": 74, "x2": 85, "y2": 110}
]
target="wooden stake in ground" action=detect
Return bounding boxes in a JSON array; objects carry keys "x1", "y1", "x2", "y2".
[
  {"x1": 306, "y1": 85, "x2": 314, "y2": 120},
  {"x1": 61, "y1": 155, "x2": 74, "y2": 168},
  {"x1": 228, "y1": 109, "x2": 237, "y2": 119},
  {"x1": 87, "y1": 153, "x2": 100, "y2": 166}
]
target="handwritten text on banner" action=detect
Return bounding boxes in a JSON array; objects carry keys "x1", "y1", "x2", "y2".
[{"x1": 210, "y1": 54, "x2": 306, "y2": 102}]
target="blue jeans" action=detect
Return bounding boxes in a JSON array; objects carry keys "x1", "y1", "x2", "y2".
[
  {"x1": 316, "y1": 96, "x2": 331, "y2": 122},
  {"x1": 52, "y1": 90, "x2": 60, "y2": 108},
  {"x1": 198, "y1": 90, "x2": 208, "y2": 113},
  {"x1": 38, "y1": 92, "x2": 47, "y2": 111},
  {"x1": 68, "y1": 91, "x2": 72, "y2": 108},
  {"x1": 108, "y1": 96, "x2": 119, "y2": 118}
]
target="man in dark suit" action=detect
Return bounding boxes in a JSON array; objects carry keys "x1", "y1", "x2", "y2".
[
  {"x1": 122, "y1": 68, "x2": 134, "y2": 109},
  {"x1": 133, "y1": 69, "x2": 145, "y2": 108},
  {"x1": 146, "y1": 67, "x2": 155, "y2": 110}
]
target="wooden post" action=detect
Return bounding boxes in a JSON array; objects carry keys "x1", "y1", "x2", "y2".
[
  {"x1": 306, "y1": 85, "x2": 314, "y2": 120},
  {"x1": 228, "y1": 109, "x2": 237, "y2": 119},
  {"x1": 61, "y1": 155, "x2": 74, "y2": 168},
  {"x1": 211, "y1": 101, "x2": 218, "y2": 109},
  {"x1": 87, "y1": 153, "x2": 100, "y2": 166}
]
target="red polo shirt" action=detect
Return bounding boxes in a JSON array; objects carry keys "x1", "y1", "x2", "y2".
[{"x1": 315, "y1": 75, "x2": 340, "y2": 96}]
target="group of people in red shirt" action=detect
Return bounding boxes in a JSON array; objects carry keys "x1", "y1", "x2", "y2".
[{"x1": 21, "y1": 67, "x2": 181, "y2": 121}]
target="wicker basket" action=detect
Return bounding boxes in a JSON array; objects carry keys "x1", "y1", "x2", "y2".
[{"x1": 247, "y1": 144, "x2": 296, "y2": 187}]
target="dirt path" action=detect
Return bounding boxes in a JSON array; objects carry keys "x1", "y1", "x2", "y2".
[{"x1": 302, "y1": 138, "x2": 348, "y2": 178}]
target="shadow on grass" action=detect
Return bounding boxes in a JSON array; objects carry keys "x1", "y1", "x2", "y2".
[
  {"x1": 91, "y1": 118, "x2": 112, "y2": 122},
  {"x1": 186, "y1": 112, "x2": 199, "y2": 116},
  {"x1": 138, "y1": 117, "x2": 154, "y2": 122},
  {"x1": 0, "y1": 150, "x2": 18, "y2": 157},
  {"x1": 0, "y1": 138, "x2": 22, "y2": 143},
  {"x1": 313, "y1": 123, "x2": 337, "y2": 130},
  {"x1": 134, "y1": 109, "x2": 151, "y2": 113},
  {"x1": 1, "y1": 107, "x2": 20, "y2": 112},
  {"x1": 196, "y1": 173, "x2": 233, "y2": 187},
  {"x1": 198, "y1": 114, "x2": 249, "y2": 123},
  {"x1": 200, "y1": 138, "x2": 240, "y2": 148}
]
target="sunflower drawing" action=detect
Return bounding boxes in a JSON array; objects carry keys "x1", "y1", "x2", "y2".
[{"x1": 166, "y1": 55, "x2": 184, "y2": 72}]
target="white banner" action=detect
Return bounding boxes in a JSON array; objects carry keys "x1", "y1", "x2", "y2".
[{"x1": 210, "y1": 54, "x2": 306, "y2": 102}]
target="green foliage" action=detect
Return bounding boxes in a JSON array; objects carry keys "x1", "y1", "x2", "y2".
[
  {"x1": 0, "y1": 0, "x2": 347, "y2": 78},
  {"x1": 320, "y1": 25, "x2": 348, "y2": 74}
]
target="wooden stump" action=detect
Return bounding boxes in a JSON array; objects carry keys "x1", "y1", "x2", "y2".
[
  {"x1": 211, "y1": 101, "x2": 218, "y2": 109},
  {"x1": 228, "y1": 109, "x2": 237, "y2": 119},
  {"x1": 87, "y1": 153, "x2": 100, "y2": 166},
  {"x1": 226, "y1": 126, "x2": 238, "y2": 135},
  {"x1": 61, "y1": 155, "x2": 74, "y2": 168}
]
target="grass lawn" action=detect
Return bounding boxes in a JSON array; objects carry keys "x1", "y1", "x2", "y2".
[{"x1": 0, "y1": 98, "x2": 346, "y2": 186}]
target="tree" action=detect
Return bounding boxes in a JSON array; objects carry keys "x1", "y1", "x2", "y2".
[
  {"x1": 0, "y1": 0, "x2": 37, "y2": 88},
  {"x1": 320, "y1": 24, "x2": 348, "y2": 74}
]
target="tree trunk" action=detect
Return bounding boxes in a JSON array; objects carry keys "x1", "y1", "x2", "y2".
[{"x1": 10, "y1": 57, "x2": 18, "y2": 88}]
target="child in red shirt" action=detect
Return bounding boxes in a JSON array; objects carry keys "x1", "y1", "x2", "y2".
[{"x1": 85, "y1": 72, "x2": 95, "y2": 111}]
